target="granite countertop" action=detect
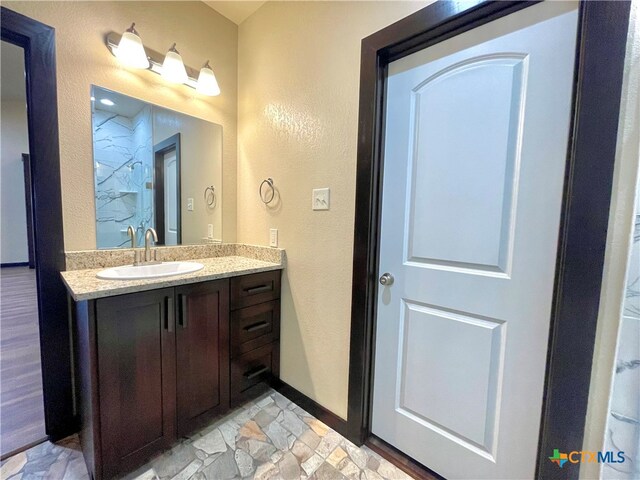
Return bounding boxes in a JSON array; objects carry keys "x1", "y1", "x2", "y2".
[{"x1": 61, "y1": 255, "x2": 283, "y2": 301}]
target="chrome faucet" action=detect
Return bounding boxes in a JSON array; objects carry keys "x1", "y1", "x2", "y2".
[{"x1": 144, "y1": 227, "x2": 159, "y2": 263}]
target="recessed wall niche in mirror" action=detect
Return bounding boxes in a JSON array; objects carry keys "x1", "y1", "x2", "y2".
[{"x1": 91, "y1": 86, "x2": 222, "y2": 248}]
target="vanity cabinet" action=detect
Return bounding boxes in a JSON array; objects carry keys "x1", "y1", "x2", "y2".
[{"x1": 73, "y1": 270, "x2": 281, "y2": 480}]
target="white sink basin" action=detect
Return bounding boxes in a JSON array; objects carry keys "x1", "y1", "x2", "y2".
[{"x1": 97, "y1": 261, "x2": 204, "y2": 280}]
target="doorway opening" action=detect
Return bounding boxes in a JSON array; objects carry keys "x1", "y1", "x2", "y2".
[
  {"x1": 0, "y1": 40, "x2": 46, "y2": 458},
  {"x1": 154, "y1": 133, "x2": 182, "y2": 246},
  {"x1": 1, "y1": 6, "x2": 73, "y2": 446}
]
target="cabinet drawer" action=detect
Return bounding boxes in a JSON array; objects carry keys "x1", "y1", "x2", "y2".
[
  {"x1": 231, "y1": 270, "x2": 281, "y2": 310},
  {"x1": 231, "y1": 300, "x2": 280, "y2": 358},
  {"x1": 230, "y1": 342, "x2": 279, "y2": 405}
]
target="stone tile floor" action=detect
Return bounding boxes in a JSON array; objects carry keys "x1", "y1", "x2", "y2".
[{"x1": 0, "y1": 389, "x2": 415, "y2": 479}]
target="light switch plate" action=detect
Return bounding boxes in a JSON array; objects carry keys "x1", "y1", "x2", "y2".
[
  {"x1": 312, "y1": 188, "x2": 330, "y2": 211},
  {"x1": 270, "y1": 228, "x2": 278, "y2": 247},
  {"x1": 187, "y1": 198, "x2": 194, "y2": 211}
]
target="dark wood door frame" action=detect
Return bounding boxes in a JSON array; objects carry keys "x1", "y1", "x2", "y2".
[
  {"x1": 2, "y1": 8, "x2": 74, "y2": 439},
  {"x1": 154, "y1": 133, "x2": 182, "y2": 245},
  {"x1": 347, "y1": 1, "x2": 631, "y2": 480},
  {"x1": 22, "y1": 153, "x2": 36, "y2": 269}
]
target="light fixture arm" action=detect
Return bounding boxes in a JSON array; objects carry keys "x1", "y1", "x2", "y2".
[{"x1": 126, "y1": 23, "x2": 139, "y2": 35}]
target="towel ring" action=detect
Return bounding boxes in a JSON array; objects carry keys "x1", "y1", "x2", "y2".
[
  {"x1": 204, "y1": 185, "x2": 216, "y2": 207},
  {"x1": 260, "y1": 178, "x2": 275, "y2": 204}
]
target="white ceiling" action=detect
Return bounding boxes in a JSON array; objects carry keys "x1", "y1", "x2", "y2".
[
  {"x1": 1, "y1": 41, "x2": 27, "y2": 102},
  {"x1": 203, "y1": 1, "x2": 267, "y2": 25},
  {"x1": 93, "y1": 87, "x2": 147, "y2": 118}
]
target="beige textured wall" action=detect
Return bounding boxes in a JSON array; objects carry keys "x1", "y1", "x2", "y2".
[
  {"x1": 3, "y1": 1, "x2": 238, "y2": 250},
  {"x1": 1, "y1": 101, "x2": 30, "y2": 263},
  {"x1": 238, "y1": 1, "x2": 430, "y2": 419}
]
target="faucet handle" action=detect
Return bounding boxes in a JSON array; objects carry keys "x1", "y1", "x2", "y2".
[
  {"x1": 133, "y1": 249, "x2": 142, "y2": 266},
  {"x1": 127, "y1": 225, "x2": 137, "y2": 249}
]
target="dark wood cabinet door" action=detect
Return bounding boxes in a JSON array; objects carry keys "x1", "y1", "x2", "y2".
[
  {"x1": 96, "y1": 288, "x2": 176, "y2": 479},
  {"x1": 176, "y1": 279, "x2": 230, "y2": 436}
]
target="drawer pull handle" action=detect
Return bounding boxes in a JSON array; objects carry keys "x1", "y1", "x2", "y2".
[
  {"x1": 245, "y1": 284, "x2": 272, "y2": 295},
  {"x1": 244, "y1": 365, "x2": 269, "y2": 380},
  {"x1": 244, "y1": 321, "x2": 269, "y2": 332},
  {"x1": 179, "y1": 294, "x2": 188, "y2": 328},
  {"x1": 165, "y1": 296, "x2": 174, "y2": 332}
]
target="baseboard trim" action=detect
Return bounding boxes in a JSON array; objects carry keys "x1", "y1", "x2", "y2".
[
  {"x1": 366, "y1": 434, "x2": 445, "y2": 480},
  {"x1": 0, "y1": 436, "x2": 48, "y2": 461},
  {"x1": 271, "y1": 379, "x2": 443, "y2": 479},
  {"x1": 1, "y1": 262, "x2": 30, "y2": 268},
  {"x1": 271, "y1": 378, "x2": 348, "y2": 438}
]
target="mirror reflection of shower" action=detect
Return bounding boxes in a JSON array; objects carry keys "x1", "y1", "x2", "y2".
[
  {"x1": 92, "y1": 93, "x2": 153, "y2": 248},
  {"x1": 91, "y1": 86, "x2": 223, "y2": 249}
]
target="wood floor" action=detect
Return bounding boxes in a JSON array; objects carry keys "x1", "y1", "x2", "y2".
[{"x1": 0, "y1": 267, "x2": 46, "y2": 458}]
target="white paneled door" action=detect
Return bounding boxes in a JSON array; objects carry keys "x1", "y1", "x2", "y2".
[
  {"x1": 164, "y1": 150, "x2": 179, "y2": 246},
  {"x1": 371, "y1": 2, "x2": 578, "y2": 479}
]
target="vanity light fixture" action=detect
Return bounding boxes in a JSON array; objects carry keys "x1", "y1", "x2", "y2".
[
  {"x1": 105, "y1": 27, "x2": 220, "y2": 96},
  {"x1": 161, "y1": 44, "x2": 188, "y2": 84},
  {"x1": 196, "y1": 61, "x2": 221, "y2": 96},
  {"x1": 114, "y1": 23, "x2": 150, "y2": 69}
]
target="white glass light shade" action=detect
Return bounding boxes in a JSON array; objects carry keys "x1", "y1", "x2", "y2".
[
  {"x1": 115, "y1": 29, "x2": 149, "y2": 69},
  {"x1": 196, "y1": 63, "x2": 220, "y2": 96},
  {"x1": 162, "y1": 46, "x2": 188, "y2": 84}
]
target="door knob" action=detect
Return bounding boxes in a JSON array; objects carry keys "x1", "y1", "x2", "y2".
[{"x1": 379, "y1": 273, "x2": 394, "y2": 286}]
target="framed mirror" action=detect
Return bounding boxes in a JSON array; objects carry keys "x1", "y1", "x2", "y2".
[{"x1": 91, "y1": 86, "x2": 222, "y2": 248}]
